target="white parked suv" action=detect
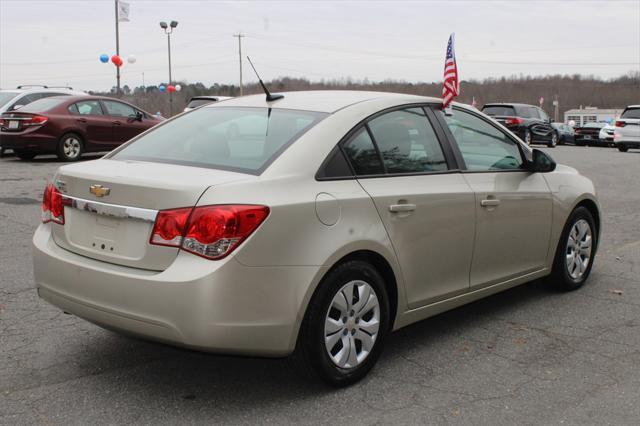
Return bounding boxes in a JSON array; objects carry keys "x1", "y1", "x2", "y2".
[
  {"x1": 0, "y1": 85, "x2": 86, "y2": 154},
  {"x1": 614, "y1": 105, "x2": 640, "y2": 152}
]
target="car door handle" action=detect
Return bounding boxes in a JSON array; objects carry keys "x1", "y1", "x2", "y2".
[
  {"x1": 76, "y1": 118, "x2": 87, "y2": 123},
  {"x1": 480, "y1": 199, "x2": 501, "y2": 207},
  {"x1": 112, "y1": 121, "x2": 122, "y2": 125},
  {"x1": 389, "y1": 204, "x2": 416, "y2": 212}
]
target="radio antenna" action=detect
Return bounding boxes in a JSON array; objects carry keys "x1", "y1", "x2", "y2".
[{"x1": 246, "y1": 56, "x2": 284, "y2": 102}]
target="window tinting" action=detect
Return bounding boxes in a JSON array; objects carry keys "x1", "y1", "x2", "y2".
[
  {"x1": 110, "y1": 107, "x2": 327, "y2": 174},
  {"x1": 368, "y1": 108, "x2": 447, "y2": 173},
  {"x1": 518, "y1": 106, "x2": 540, "y2": 119},
  {"x1": 442, "y1": 108, "x2": 524, "y2": 171},
  {"x1": 622, "y1": 107, "x2": 640, "y2": 119},
  {"x1": 482, "y1": 105, "x2": 516, "y2": 117},
  {"x1": 342, "y1": 128, "x2": 384, "y2": 175},
  {"x1": 17, "y1": 97, "x2": 66, "y2": 113},
  {"x1": 103, "y1": 100, "x2": 136, "y2": 117},
  {"x1": 74, "y1": 100, "x2": 103, "y2": 116},
  {"x1": 187, "y1": 99, "x2": 216, "y2": 109},
  {"x1": 317, "y1": 146, "x2": 353, "y2": 179}
]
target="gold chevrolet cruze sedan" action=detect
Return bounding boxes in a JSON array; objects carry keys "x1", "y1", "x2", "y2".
[{"x1": 33, "y1": 91, "x2": 600, "y2": 386}]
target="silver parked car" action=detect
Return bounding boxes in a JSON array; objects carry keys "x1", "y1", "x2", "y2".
[{"x1": 33, "y1": 91, "x2": 600, "y2": 386}]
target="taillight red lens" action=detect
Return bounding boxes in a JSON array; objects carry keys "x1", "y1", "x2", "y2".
[
  {"x1": 149, "y1": 205, "x2": 269, "y2": 259},
  {"x1": 615, "y1": 120, "x2": 626, "y2": 127},
  {"x1": 504, "y1": 117, "x2": 524, "y2": 126},
  {"x1": 41, "y1": 183, "x2": 65, "y2": 224},
  {"x1": 22, "y1": 115, "x2": 48, "y2": 126}
]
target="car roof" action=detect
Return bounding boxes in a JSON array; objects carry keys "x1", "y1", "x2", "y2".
[
  {"x1": 0, "y1": 87, "x2": 85, "y2": 95},
  {"x1": 189, "y1": 96, "x2": 232, "y2": 101},
  {"x1": 208, "y1": 90, "x2": 440, "y2": 113}
]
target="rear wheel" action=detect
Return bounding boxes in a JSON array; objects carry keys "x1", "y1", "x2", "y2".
[
  {"x1": 548, "y1": 132, "x2": 558, "y2": 148},
  {"x1": 13, "y1": 149, "x2": 36, "y2": 160},
  {"x1": 550, "y1": 206, "x2": 597, "y2": 291},
  {"x1": 57, "y1": 133, "x2": 83, "y2": 161},
  {"x1": 292, "y1": 260, "x2": 390, "y2": 387},
  {"x1": 618, "y1": 145, "x2": 629, "y2": 152}
]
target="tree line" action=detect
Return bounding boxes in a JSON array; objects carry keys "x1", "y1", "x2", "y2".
[{"x1": 98, "y1": 72, "x2": 640, "y2": 118}]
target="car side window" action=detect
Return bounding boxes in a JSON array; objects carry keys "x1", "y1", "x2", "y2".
[
  {"x1": 10, "y1": 93, "x2": 41, "y2": 110},
  {"x1": 367, "y1": 108, "x2": 448, "y2": 173},
  {"x1": 102, "y1": 100, "x2": 136, "y2": 117},
  {"x1": 538, "y1": 108, "x2": 549, "y2": 121},
  {"x1": 342, "y1": 128, "x2": 384, "y2": 175},
  {"x1": 73, "y1": 100, "x2": 104, "y2": 116},
  {"x1": 443, "y1": 108, "x2": 524, "y2": 171}
]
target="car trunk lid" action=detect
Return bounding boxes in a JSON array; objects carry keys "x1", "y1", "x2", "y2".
[{"x1": 51, "y1": 159, "x2": 253, "y2": 270}]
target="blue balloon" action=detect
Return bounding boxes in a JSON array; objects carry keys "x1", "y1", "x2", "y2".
[
  {"x1": 99, "y1": 54, "x2": 109, "y2": 63},
  {"x1": 159, "y1": 85, "x2": 166, "y2": 92}
]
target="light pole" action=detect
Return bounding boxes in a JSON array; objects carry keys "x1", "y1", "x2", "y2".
[{"x1": 160, "y1": 20, "x2": 178, "y2": 116}]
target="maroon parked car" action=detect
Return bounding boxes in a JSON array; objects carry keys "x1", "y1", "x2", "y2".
[{"x1": 0, "y1": 95, "x2": 162, "y2": 161}]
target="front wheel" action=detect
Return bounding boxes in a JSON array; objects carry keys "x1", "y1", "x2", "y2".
[
  {"x1": 57, "y1": 133, "x2": 83, "y2": 161},
  {"x1": 292, "y1": 260, "x2": 390, "y2": 387},
  {"x1": 550, "y1": 206, "x2": 597, "y2": 291}
]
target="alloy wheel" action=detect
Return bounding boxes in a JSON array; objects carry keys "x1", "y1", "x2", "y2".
[
  {"x1": 324, "y1": 280, "x2": 380, "y2": 369},
  {"x1": 63, "y1": 137, "x2": 81, "y2": 159},
  {"x1": 566, "y1": 219, "x2": 592, "y2": 280}
]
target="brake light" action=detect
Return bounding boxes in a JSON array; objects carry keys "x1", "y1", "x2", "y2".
[
  {"x1": 24, "y1": 115, "x2": 48, "y2": 126},
  {"x1": 41, "y1": 183, "x2": 65, "y2": 225},
  {"x1": 150, "y1": 205, "x2": 269, "y2": 259},
  {"x1": 504, "y1": 117, "x2": 524, "y2": 126},
  {"x1": 615, "y1": 120, "x2": 626, "y2": 127}
]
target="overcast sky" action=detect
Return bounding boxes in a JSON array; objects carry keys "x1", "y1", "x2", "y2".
[{"x1": 1, "y1": 0, "x2": 639, "y2": 91}]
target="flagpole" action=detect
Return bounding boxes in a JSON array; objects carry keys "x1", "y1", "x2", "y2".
[{"x1": 115, "y1": 0, "x2": 121, "y2": 94}]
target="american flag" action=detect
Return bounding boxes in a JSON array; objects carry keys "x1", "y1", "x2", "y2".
[{"x1": 442, "y1": 33, "x2": 459, "y2": 108}]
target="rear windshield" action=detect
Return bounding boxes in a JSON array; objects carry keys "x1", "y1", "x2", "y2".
[
  {"x1": 18, "y1": 98, "x2": 66, "y2": 112},
  {"x1": 583, "y1": 122, "x2": 605, "y2": 128},
  {"x1": 187, "y1": 98, "x2": 217, "y2": 109},
  {"x1": 0, "y1": 91, "x2": 19, "y2": 107},
  {"x1": 481, "y1": 105, "x2": 516, "y2": 117},
  {"x1": 110, "y1": 107, "x2": 327, "y2": 174},
  {"x1": 621, "y1": 107, "x2": 640, "y2": 119}
]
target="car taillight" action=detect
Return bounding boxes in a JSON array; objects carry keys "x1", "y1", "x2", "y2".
[
  {"x1": 615, "y1": 120, "x2": 626, "y2": 127},
  {"x1": 21, "y1": 115, "x2": 48, "y2": 127},
  {"x1": 504, "y1": 117, "x2": 524, "y2": 126},
  {"x1": 150, "y1": 205, "x2": 269, "y2": 260},
  {"x1": 41, "y1": 183, "x2": 65, "y2": 225}
]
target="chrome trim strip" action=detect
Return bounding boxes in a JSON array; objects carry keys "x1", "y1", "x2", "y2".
[{"x1": 61, "y1": 195, "x2": 158, "y2": 223}]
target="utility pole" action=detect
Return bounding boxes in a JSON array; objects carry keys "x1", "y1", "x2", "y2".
[
  {"x1": 114, "y1": 0, "x2": 121, "y2": 94},
  {"x1": 233, "y1": 33, "x2": 245, "y2": 95},
  {"x1": 553, "y1": 94, "x2": 559, "y2": 123}
]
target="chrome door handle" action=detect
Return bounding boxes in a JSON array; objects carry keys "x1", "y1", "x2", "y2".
[
  {"x1": 389, "y1": 204, "x2": 416, "y2": 212},
  {"x1": 480, "y1": 199, "x2": 501, "y2": 207}
]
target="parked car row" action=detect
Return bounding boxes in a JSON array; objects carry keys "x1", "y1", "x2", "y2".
[{"x1": 0, "y1": 89, "x2": 232, "y2": 161}]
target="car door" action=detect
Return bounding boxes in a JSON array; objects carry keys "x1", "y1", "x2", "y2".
[
  {"x1": 69, "y1": 100, "x2": 113, "y2": 148},
  {"x1": 101, "y1": 100, "x2": 146, "y2": 145},
  {"x1": 343, "y1": 107, "x2": 476, "y2": 308},
  {"x1": 434, "y1": 106, "x2": 552, "y2": 289}
]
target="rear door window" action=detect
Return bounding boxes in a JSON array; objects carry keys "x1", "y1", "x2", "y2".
[
  {"x1": 342, "y1": 128, "x2": 385, "y2": 175},
  {"x1": 367, "y1": 108, "x2": 448, "y2": 173},
  {"x1": 73, "y1": 100, "x2": 104, "y2": 116},
  {"x1": 519, "y1": 107, "x2": 540, "y2": 119}
]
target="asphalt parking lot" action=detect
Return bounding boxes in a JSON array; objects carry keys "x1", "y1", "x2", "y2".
[{"x1": 1, "y1": 146, "x2": 639, "y2": 425}]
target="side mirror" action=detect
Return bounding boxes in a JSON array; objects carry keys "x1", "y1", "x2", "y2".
[{"x1": 528, "y1": 148, "x2": 556, "y2": 173}]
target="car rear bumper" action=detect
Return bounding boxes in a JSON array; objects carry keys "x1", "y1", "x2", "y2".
[
  {"x1": 33, "y1": 224, "x2": 323, "y2": 357},
  {"x1": 0, "y1": 131, "x2": 57, "y2": 152}
]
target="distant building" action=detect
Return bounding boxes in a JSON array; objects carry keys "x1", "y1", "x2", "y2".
[{"x1": 564, "y1": 107, "x2": 624, "y2": 126}]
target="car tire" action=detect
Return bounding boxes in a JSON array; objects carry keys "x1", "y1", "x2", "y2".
[
  {"x1": 524, "y1": 130, "x2": 532, "y2": 145},
  {"x1": 618, "y1": 146, "x2": 629, "y2": 152},
  {"x1": 57, "y1": 133, "x2": 84, "y2": 162},
  {"x1": 13, "y1": 149, "x2": 36, "y2": 160},
  {"x1": 291, "y1": 259, "x2": 390, "y2": 387},
  {"x1": 548, "y1": 132, "x2": 558, "y2": 148},
  {"x1": 550, "y1": 206, "x2": 597, "y2": 291}
]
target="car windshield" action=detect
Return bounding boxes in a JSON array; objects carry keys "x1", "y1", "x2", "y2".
[
  {"x1": 110, "y1": 107, "x2": 327, "y2": 174},
  {"x1": 621, "y1": 107, "x2": 640, "y2": 119},
  {"x1": 186, "y1": 98, "x2": 217, "y2": 109},
  {"x1": 0, "y1": 91, "x2": 20, "y2": 107},
  {"x1": 583, "y1": 122, "x2": 606, "y2": 128},
  {"x1": 18, "y1": 97, "x2": 67, "y2": 112},
  {"x1": 481, "y1": 105, "x2": 516, "y2": 116}
]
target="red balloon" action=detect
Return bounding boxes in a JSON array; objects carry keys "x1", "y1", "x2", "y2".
[
  {"x1": 111, "y1": 55, "x2": 123, "y2": 67},
  {"x1": 167, "y1": 85, "x2": 176, "y2": 93}
]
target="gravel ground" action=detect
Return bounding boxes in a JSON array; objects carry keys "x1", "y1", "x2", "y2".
[{"x1": 1, "y1": 146, "x2": 639, "y2": 425}]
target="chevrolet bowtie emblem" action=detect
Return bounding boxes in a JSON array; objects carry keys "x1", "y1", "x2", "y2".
[{"x1": 89, "y1": 184, "x2": 110, "y2": 197}]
